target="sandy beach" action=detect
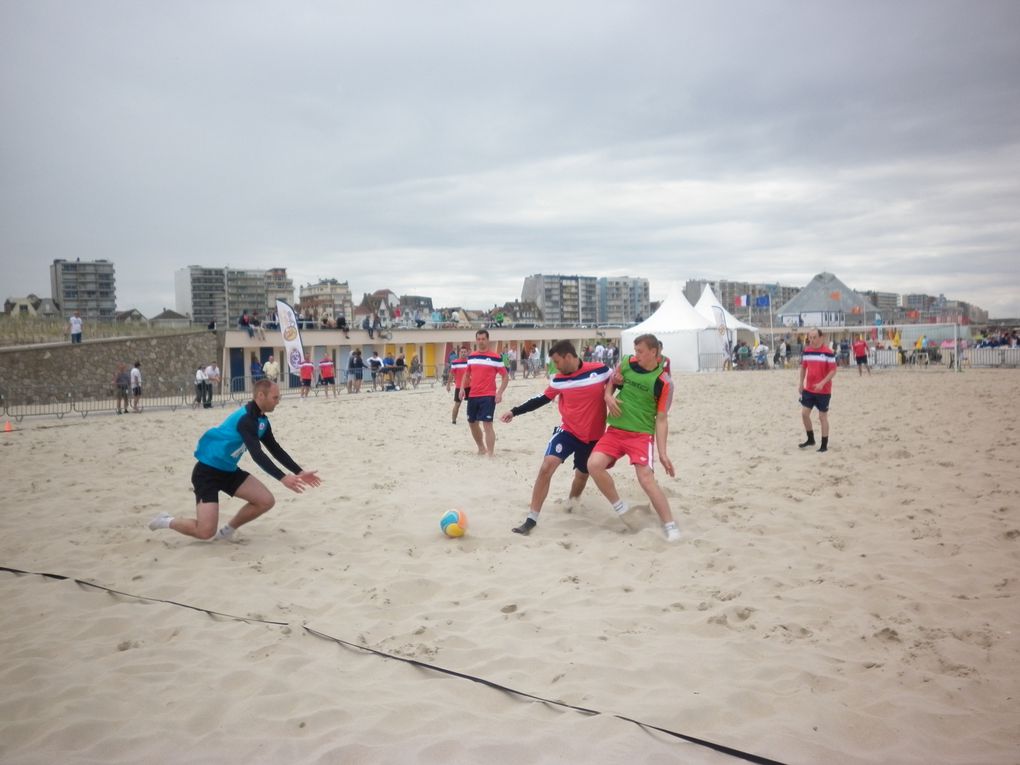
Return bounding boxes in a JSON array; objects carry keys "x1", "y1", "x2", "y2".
[{"x1": 1, "y1": 366, "x2": 1017, "y2": 764}]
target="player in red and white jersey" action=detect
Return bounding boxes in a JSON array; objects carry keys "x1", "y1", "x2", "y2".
[
  {"x1": 460, "y1": 329, "x2": 509, "y2": 456},
  {"x1": 299, "y1": 357, "x2": 315, "y2": 399},
  {"x1": 500, "y1": 340, "x2": 612, "y2": 535},
  {"x1": 799, "y1": 327, "x2": 838, "y2": 452},
  {"x1": 851, "y1": 336, "x2": 871, "y2": 377},
  {"x1": 445, "y1": 347, "x2": 470, "y2": 424},
  {"x1": 318, "y1": 356, "x2": 336, "y2": 397}
]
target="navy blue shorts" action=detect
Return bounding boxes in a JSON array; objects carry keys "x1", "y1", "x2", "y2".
[
  {"x1": 544, "y1": 427, "x2": 597, "y2": 474},
  {"x1": 800, "y1": 391, "x2": 832, "y2": 412},
  {"x1": 467, "y1": 395, "x2": 496, "y2": 422}
]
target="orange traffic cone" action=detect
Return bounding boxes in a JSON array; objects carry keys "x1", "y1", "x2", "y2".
[{"x1": 3, "y1": 420, "x2": 12, "y2": 433}]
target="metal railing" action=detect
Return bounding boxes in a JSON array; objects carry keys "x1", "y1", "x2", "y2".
[{"x1": 0, "y1": 371, "x2": 445, "y2": 422}]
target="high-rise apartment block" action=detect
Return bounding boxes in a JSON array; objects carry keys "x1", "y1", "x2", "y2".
[
  {"x1": 597, "y1": 276, "x2": 650, "y2": 324},
  {"x1": 50, "y1": 259, "x2": 117, "y2": 319},
  {"x1": 175, "y1": 266, "x2": 293, "y2": 327},
  {"x1": 521, "y1": 274, "x2": 599, "y2": 325}
]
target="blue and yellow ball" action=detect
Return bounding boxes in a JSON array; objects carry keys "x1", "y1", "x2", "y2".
[{"x1": 440, "y1": 509, "x2": 468, "y2": 538}]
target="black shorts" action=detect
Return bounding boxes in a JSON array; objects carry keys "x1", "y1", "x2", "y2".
[
  {"x1": 322, "y1": 377, "x2": 335, "y2": 385},
  {"x1": 454, "y1": 386, "x2": 470, "y2": 403},
  {"x1": 800, "y1": 391, "x2": 832, "y2": 412},
  {"x1": 301, "y1": 378, "x2": 311, "y2": 387},
  {"x1": 132, "y1": 386, "x2": 142, "y2": 395},
  {"x1": 192, "y1": 462, "x2": 250, "y2": 504},
  {"x1": 855, "y1": 355, "x2": 868, "y2": 366}
]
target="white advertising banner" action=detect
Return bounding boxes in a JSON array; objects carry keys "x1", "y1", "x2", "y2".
[{"x1": 275, "y1": 300, "x2": 305, "y2": 375}]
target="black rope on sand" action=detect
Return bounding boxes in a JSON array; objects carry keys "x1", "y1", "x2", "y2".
[
  {"x1": 303, "y1": 625, "x2": 789, "y2": 765},
  {"x1": 0, "y1": 565, "x2": 288, "y2": 626},
  {"x1": 0, "y1": 565, "x2": 787, "y2": 765}
]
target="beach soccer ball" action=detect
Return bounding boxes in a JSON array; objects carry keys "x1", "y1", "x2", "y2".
[{"x1": 440, "y1": 509, "x2": 468, "y2": 538}]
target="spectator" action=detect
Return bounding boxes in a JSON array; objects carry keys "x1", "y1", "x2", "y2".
[
  {"x1": 68, "y1": 311, "x2": 83, "y2": 344},
  {"x1": 368, "y1": 351, "x2": 384, "y2": 391},
  {"x1": 130, "y1": 361, "x2": 143, "y2": 413},
  {"x1": 262, "y1": 355, "x2": 279, "y2": 383},
  {"x1": 193, "y1": 365, "x2": 207, "y2": 409},
  {"x1": 203, "y1": 363, "x2": 221, "y2": 408},
  {"x1": 251, "y1": 356, "x2": 264, "y2": 383},
  {"x1": 347, "y1": 350, "x2": 365, "y2": 394},
  {"x1": 113, "y1": 363, "x2": 130, "y2": 415},
  {"x1": 409, "y1": 355, "x2": 423, "y2": 388},
  {"x1": 239, "y1": 311, "x2": 254, "y2": 338}
]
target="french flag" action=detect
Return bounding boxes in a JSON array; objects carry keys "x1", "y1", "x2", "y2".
[{"x1": 734, "y1": 294, "x2": 750, "y2": 307}]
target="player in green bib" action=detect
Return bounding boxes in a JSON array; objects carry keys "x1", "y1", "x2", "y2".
[{"x1": 588, "y1": 333, "x2": 681, "y2": 542}]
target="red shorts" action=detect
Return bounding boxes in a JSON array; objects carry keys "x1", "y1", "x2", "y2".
[{"x1": 593, "y1": 426, "x2": 655, "y2": 468}]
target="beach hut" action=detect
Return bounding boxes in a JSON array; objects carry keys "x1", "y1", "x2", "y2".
[{"x1": 620, "y1": 289, "x2": 723, "y2": 372}]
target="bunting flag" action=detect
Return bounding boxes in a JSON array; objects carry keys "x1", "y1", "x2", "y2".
[
  {"x1": 734, "y1": 294, "x2": 750, "y2": 307},
  {"x1": 276, "y1": 299, "x2": 305, "y2": 375},
  {"x1": 754, "y1": 295, "x2": 770, "y2": 308},
  {"x1": 829, "y1": 290, "x2": 841, "y2": 300}
]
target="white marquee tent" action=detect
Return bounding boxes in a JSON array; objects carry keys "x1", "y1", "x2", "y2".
[
  {"x1": 621, "y1": 289, "x2": 726, "y2": 372},
  {"x1": 693, "y1": 285, "x2": 758, "y2": 335}
]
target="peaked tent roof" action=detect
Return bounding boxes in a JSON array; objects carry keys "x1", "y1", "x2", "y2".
[
  {"x1": 693, "y1": 284, "x2": 757, "y2": 332},
  {"x1": 625, "y1": 287, "x2": 712, "y2": 333},
  {"x1": 777, "y1": 272, "x2": 879, "y2": 317}
]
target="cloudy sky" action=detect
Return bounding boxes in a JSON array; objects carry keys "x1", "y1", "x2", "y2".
[{"x1": 2, "y1": 0, "x2": 1019, "y2": 317}]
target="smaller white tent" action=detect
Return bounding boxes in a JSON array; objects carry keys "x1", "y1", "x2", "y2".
[
  {"x1": 620, "y1": 288, "x2": 724, "y2": 372},
  {"x1": 693, "y1": 285, "x2": 758, "y2": 334}
]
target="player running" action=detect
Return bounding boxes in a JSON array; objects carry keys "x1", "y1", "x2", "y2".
[{"x1": 501, "y1": 340, "x2": 612, "y2": 535}]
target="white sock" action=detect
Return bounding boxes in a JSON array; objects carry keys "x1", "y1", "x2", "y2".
[
  {"x1": 148, "y1": 512, "x2": 173, "y2": 530},
  {"x1": 664, "y1": 521, "x2": 678, "y2": 532},
  {"x1": 215, "y1": 524, "x2": 236, "y2": 540},
  {"x1": 612, "y1": 500, "x2": 629, "y2": 516},
  {"x1": 527, "y1": 511, "x2": 540, "y2": 523}
]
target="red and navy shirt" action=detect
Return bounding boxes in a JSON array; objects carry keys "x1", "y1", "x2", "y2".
[
  {"x1": 802, "y1": 345, "x2": 837, "y2": 393},
  {"x1": 318, "y1": 358, "x2": 335, "y2": 379},
  {"x1": 851, "y1": 340, "x2": 868, "y2": 358},
  {"x1": 299, "y1": 361, "x2": 315, "y2": 381},
  {"x1": 510, "y1": 362, "x2": 612, "y2": 443},
  {"x1": 464, "y1": 351, "x2": 508, "y2": 398},
  {"x1": 450, "y1": 357, "x2": 469, "y2": 388}
]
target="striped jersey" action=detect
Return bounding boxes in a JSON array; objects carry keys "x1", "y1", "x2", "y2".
[
  {"x1": 450, "y1": 357, "x2": 469, "y2": 387},
  {"x1": 465, "y1": 351, "x2": 508, "y2": 397},
  {"x1": 318, "y1": 358, "x2": 335, "y2": 378},
  {"x1": 544, "y1": 362, "x2": 612, "y2": 442},
  {"x1": 299, "y1": 361, "x2": 315, "y2": 380},
  {"x1": 802, "y1": 345, "x2": 837, "y2": 393}
]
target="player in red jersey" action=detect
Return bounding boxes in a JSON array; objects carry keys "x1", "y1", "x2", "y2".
[
  {"x1": 318, "y1": 356, "x2": 337, "y2": 397},
  {"x1": 446, "y1": 347, "x2": 470, "y2": 424},
  {"x1": 851, "y1": 336, "x2": 871, "y2": 377},
  {"x1": 298, "y1": 357, "x2": 315, "y2": 399},
  {"x1": 500, "y1": 340, "x2": 612, "y2": 535},
  {"x1": 460, "y1": 329, "x2": 509, "y2": 456},
  {"x1": 799, "y1": 327, "x2": 838, "y2": 452}
]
